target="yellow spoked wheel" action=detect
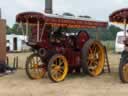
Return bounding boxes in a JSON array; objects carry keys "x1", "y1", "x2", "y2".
[
  {"x1": 48, "y1": 54, "x2": 68, "y2": 82},
  {"x1": 122, "y1": 64, "x2": 128, "y2": 81},
  {"x1": 25, "y1": 54, "x2": 46, "y2": 80},
  {"x1": 82, "y1": 39, "x2": 105, "y2": 76},
  {"x1": 119, "y1": 57, "x2": 128, "y2": 83}
]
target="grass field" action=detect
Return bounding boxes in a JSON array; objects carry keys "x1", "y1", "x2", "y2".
[{"x1": 102, "y1": 40, "x2": 115, "y2": 52}]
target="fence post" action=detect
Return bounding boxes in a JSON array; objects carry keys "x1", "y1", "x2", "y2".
[
  {"x1": 13, "y1": 57, "x2": 16, "y2": 69},
  {"x1": 16, "y1": 56, "x2": 18, "y2": 69},
  {"x1": 6, "y1": 56, "x2": 9, "y2": 66}
]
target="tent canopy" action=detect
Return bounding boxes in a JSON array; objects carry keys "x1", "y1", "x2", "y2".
[{"x1": 109, "y1": 8, "x2": 128, "y2": 24}]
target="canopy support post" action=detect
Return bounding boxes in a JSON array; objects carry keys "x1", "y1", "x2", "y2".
[
  {"x1": 40, "y1": 23, "x2": 46, "y2": 42},
  {"x1": 37, "y1": 20, "x2": 40, "y2": 42},
  {"x1": 96, "y1": 27, "x2": 100, "y2": 40},
  {"x1": 20, "y1": 22, "x2": 25, "y2": 36},
  {"x1": 124, "y1": 18, "x2": 127, "y2": 38},
  {"x1": 26, "y1": 19, "x2": 29, "y2": 41}
]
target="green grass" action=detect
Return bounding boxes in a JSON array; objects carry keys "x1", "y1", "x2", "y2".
[{"x1": 101, "y1": 40, "x2": 115, "y2": 52}]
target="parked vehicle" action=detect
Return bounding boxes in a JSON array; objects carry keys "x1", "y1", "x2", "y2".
[
  {"x1": 6, "y1": 34, "x2": 30, "y2": 52},
  {"x1": 16, "y1": 12, "x2": 107, "y2": 82},
  {"x1": 115, "y1": 31, "x2": 127, "y2": 53},
  {"x1": 110, "y1": 8, "x2": 128, "y2": 83}
]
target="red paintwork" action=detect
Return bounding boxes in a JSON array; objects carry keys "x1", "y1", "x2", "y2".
[
  {"x1": 16, "y1": 12, "x2": 107, "y2": 69},
  {"x1": 109, "y1": 8, "x2": 128, "y2": 24},
  {"x1": 109, "y1": 8, "x2": 128, "y2": 47},
  {"x1": 16, "y1": 12, "x2": 107, "y2": 28}
]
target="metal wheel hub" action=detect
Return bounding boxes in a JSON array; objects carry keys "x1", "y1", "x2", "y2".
[{"x1": 54, "y1": 66, "x2": 61, "y2": 71}]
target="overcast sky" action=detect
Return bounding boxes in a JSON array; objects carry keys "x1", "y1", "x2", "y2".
[{"x1": 0, "y1": 0, "x2": 128, "y2": 27}]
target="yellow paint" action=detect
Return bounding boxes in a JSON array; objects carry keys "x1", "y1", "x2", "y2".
[
  {"x1": 50, "y1": 55, "x2": 68, "y2": 82},
  {"x1": 87, "y1": 41, "x2": 105, "y2": 76},
  {"x1": 123, "y1": 64, "x2": 128, "y2": 82}
]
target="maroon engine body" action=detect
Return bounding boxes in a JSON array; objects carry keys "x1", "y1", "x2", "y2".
[{"x1": 16, "y1": 12, "x2": 107, "y2": 71}]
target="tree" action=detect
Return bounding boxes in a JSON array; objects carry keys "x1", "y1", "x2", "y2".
[
  {"x1": 7, "y1": 23, "x2": 24, "y2": 35},
  {"x1": 63, "y1": 12, "x2": 74, "y2": 16},
  {"x1": 97, "y1": 25, "x2": 122, "y2": 41},
  {"x1": 6, "y1": 25, "x2": 12, "y2": 34},
  {"x1": 108, "y1": 25, "x2": 122, "y2": 40},
  {"x1": 78, "y1": 15, "x2": 91, "y2": 18},
  {"x1": 85, "y1": 25, "x2": 122, "y2": 41}
]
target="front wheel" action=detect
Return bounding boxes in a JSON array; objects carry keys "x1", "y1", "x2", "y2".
[
  {"x1": 48, "y1": 54, "x2": 68, "y2": 82},
  {"x1": 25, "y1": 54, "x2": 46, "y2": 80}
]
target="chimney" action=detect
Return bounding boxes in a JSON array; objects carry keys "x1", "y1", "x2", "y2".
[{"x1": 45, "y1": 0, "x2": 53, "y2": 14}]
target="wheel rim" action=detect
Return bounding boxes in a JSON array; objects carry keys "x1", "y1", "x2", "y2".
[
  {"x1": 122, "y1": 64, "x2": 128, "y2": 82},
  {"x1": 49, "y1": 55, "x2": 68, "y2": 82},
  {"x1": 27, "y1": 55, "x2": 46, "y2": 79},
  {"x1": 87, "y1": 41, "x2": 105, "y2": 76}
]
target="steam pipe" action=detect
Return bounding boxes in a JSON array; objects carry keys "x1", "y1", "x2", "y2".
[{"x1": 124, "y1": 18, "x2": 127, "y2": 38}]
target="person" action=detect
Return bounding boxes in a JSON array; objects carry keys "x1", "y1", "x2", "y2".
[
  {"x1": 0, "y1": 60, "x2": 15, "y2": 76},
  {"x1": 0, "y1": 60, "x2": 6, "y2": 73},
  {"x1": 50, "y1": 27, "x2": 65, "y2": 44}
]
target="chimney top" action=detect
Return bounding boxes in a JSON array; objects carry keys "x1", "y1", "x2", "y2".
[{"x1": 45, "y1": 0, "x2": 53, "y2": 14}]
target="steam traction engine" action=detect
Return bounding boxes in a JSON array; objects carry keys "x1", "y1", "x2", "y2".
[
  {"x1": 109, "y1": 8, "x2": 128, "y2": 83},
  {"x1": 16, "y1": 12, "x2": 107, "y2": 82}
]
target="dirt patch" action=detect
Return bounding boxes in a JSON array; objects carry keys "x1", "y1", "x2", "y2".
[{"x1": 1, "y1": 52, "x2": 128, "y2": 96}]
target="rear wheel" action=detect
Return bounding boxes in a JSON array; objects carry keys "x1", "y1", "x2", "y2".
[
  {"x1": 48, "y1": 54, "x2": 68, "y2": 82},
  {"x1": 119, "y1": 51, "x2": 128, "y2": 83},
  {"x1": 25, "y1": 54, "x2": 46, "y2": 79},
  {"x1": 82, "y1": 39, "x2": 105, "y2": 76}
]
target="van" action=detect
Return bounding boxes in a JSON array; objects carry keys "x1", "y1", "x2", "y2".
[{"x1": 115, "y1": 31, "x2": 128, "y2": 53}]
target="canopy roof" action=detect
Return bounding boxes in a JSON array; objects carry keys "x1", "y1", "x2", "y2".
[
  {"x1": 109, "y1": 8, "x2": 128, "y2": 24},
  {"x1": 16, "y1": 12, "x2": 107, "y2": 28},
  {"x1": 16, "y1": 12, "x2": 45, "y2": 24}
]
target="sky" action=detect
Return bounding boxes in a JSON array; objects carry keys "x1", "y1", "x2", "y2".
[{"x1": 0, "y1": 0, "x2": 128, "y2": 27}]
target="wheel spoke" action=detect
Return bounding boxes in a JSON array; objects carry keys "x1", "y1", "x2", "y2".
[
  {"x1": 51, "y1": 69, "x2": 57, "y2": 75},
  {"x1": 91, "y1": 44, "x2": 96, "y2": 51},
  {"x1": 54, "y1": 72, "x2": 58, "y2": 79},
  {"x1": 35, "y1": 57, "x2": 38, "y2": 63},
  {"x1": 37, "y1": 58, "x2": 41, "y2": 64},
  {"x1": 57, "y1": 72, "x2": 62, "y2": 77},
  {"x1": 30, "y1": 60, "x2": 33, "y2": 69},
  {"x1": 58, "y1": 69, "x2": 64, "y2": 73},
  {"x1": 59, "y1": 59, "x2": 64, "y2": 66},
  {"x1": 51, "y1": 64, "x2": 57, "y2": 68},
  {"x1": 89, "y1": 47, "x2": 93, "y2": 54},
  {"x1": 93, "y1": 58, "x2": 99, "y2": 64},
  {"x1": 93, "y1": 47, "x2": 97, "y2": 54},
  {"x1": 55, "y1": 59, "x2": 58, "y2": 65},
  {"x1": 88, "y1": 60, "x2": 93, "y2": 66},
  {"x1": 88, "y1": 66, "x2": 94, "y2": 70}
]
